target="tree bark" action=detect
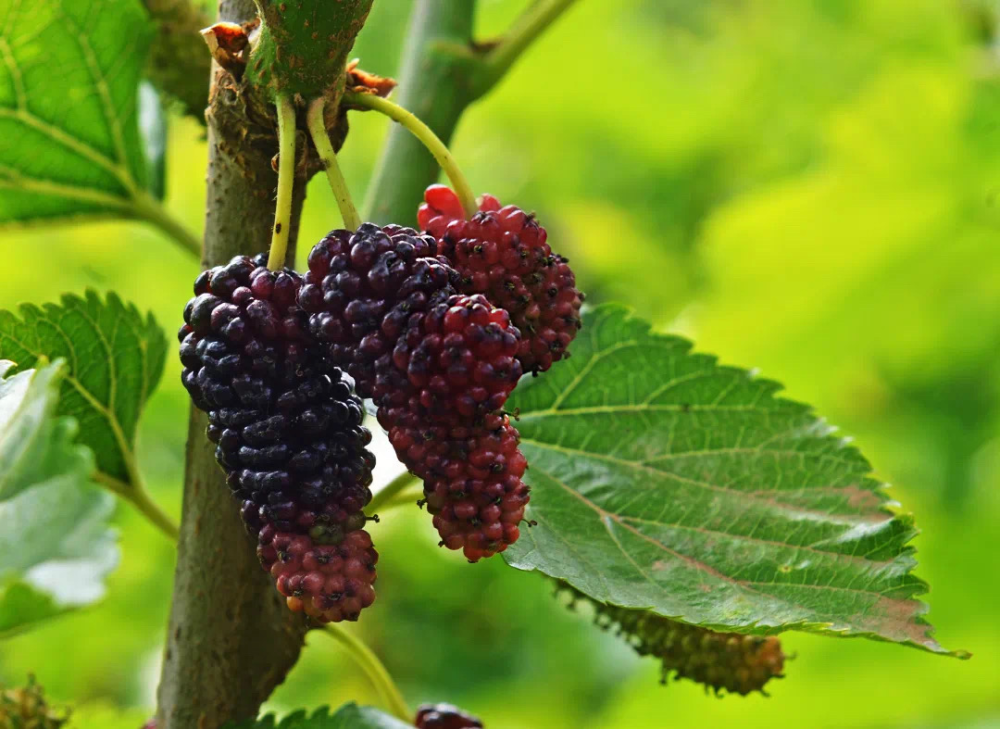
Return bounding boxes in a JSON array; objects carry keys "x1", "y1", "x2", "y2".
[{"x1": 155, "y1": 1, "x2": 311, "y2": 725}]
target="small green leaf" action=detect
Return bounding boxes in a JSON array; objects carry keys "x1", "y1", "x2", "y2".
[
  {"x1": 0, "y1": 360, "x2": 117, "y2": 636},
  {"x1": 0, "y1": 0, "x2": 160, "y2": 227},
  {"x1": 0, "y1": 292, "x2": 167, "y2": 490},
  {"x1": 223, "y1": 703, "x2": 412, "y2": 729},
  {"x1": 0, "y1": 359, "x2": 90, "y2": 501},
  {"x1": 505, "y1": 304, "x2": 961, "y2": 656}
]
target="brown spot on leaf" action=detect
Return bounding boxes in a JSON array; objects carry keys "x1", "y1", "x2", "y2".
[{"x1": 843, "y1": 484, "x2": 883, "y2": 511}]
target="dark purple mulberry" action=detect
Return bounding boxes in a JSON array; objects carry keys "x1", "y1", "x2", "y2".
[
  {"x1": 297, "y1": 222, "x2": 454, "y2": 400},
  {"x1": 415, "y1": 704, "x2": 484, "y2": 729},
  {"x1": 179, "y1": 255, "x2": 378, "y2": 622}
]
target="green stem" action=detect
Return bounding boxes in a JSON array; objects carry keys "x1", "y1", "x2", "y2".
[
  {"x1": 93, "y1": 471, "x2": 180, "y2": 541},
  {"x1": 307, "y1": 98, "x2": 361, "y2": 230},
  {"x1": 132, "y1": 191, "x2": 201, "y2": 258},
  {"x1": 365, "y1": 471, "x2": 419, "y2": 516},
  {"x1": 267, "y1": 95, "x2": 297, "y2": 271},
  {"x1": 484, "y1": 0, "x2": 579, "y2": 81},
  {"x1": 322, "y1": 624, "x2": 411, "y2": 722},
  {"x1": 345, "y1": 91, "x2": 478, "y2": 218}
]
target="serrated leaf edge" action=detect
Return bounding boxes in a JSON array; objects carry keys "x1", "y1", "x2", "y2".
[{"x1": 505, "y1": 303, "x2": 968, "y2": 658}]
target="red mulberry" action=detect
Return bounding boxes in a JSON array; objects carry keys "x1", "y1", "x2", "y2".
[
  {"x1": 300, "y1": 225, "x2": 532, "y2": 560},
  {"x1": 386, "y1": 414, "x2": 529, "y2": 562},
  {"x1": 386, "y1": 293, "x2": 522, "y2": 423},
  {"x1": 257, "y1": 525, "x2": 378, "y2": 622},
  {"x1": 418, "y1": 184, "x2": 583, "y2": 373}
]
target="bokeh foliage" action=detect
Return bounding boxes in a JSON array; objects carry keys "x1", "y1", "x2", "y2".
[{"x1": 0, "y1": 0, "x2": 997, "y2": 728}]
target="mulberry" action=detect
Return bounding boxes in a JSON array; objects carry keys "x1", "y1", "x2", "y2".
[
  {"x1": 257, "y1": 525, "x2": 378, "y2": 622},
  {"x1": 418, "y1": 185, "x2": 583, "y2": 373},
  {"x1": 299, "y1": 226, "x2": 532, "y2": 560},
  {"x1": 180, "y1": 256, "x2": 378, "y2": 622},
  {"x1": 387, "y1": 293, "x2": 522, "y2": 423},
  {"x1": 387, "y1": 415, "x2": 529, "y2": 562},
  {"x1": 415, "y1": 704, "x2": 484, "y2": 729},
  {"x1": 297, "y1": 222, "x2": 453, "y2": 399},
  {"x1": 560, "y1": 584, "x2": 786, "y2": 695}
]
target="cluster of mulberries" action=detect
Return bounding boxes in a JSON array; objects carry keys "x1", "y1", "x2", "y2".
[
  {"x1": 559, "y1": 583, "x2": 786, "y2": 695},
  {"x1": 179, "y1": 255, "x2": 378, "y2": 623},
  {"x1": 418, "y1": 185, "x2": 583, "y2": 373},
  {"x1": 299, "y1": 224, "x2": 531, "y2": 561},
  {"x1": 181, "y1": 189, "x2": 581, "y2": 607}
]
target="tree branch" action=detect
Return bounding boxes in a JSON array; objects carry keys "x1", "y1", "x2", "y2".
[
  {"x1": 155, "y1": 1, "x2": 372, "y2": 726},
  {"x1": 363, "y1": 0, "x2": 578, "y2": 225},
  {"x1": 247, "y1": 0, "x2": 374, "y2": 99},
  {"x1": 482, "y1": 0, "x2": 579, "y2": 84},
  {"x1": 362, "y1": 1, "x2": 477, "y2": 224},
  {"x1": 142, "y1": 0, "x2": 213, "y2": 122}
]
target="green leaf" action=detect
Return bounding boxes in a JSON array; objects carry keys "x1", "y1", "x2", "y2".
[
  {"x1": 0, "y1": 292, "x2": 167, "y2": 490},
  {"x1": 0, "y1": 359, "x2": 90, "y2": 501},
  {"x1": 0, "y1": 359, "x2": 117, "y2": 636},
  {"x1": 504, "y1": 304, "x2": 962, "y2": 656},
  {"x1": 0, "y1": 0, "x2": 160, "y2": 227},
  {"x1": 223, "y1": 703, "x2": 412, "y2": 729}
]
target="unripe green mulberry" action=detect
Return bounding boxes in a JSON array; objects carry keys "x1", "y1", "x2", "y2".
[{"x1": 559, "y1": 584, "x2": 786, "y2": 696}]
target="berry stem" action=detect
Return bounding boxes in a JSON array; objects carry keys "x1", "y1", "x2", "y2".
[
  {"x1": 132, "y1": 191, "x2": 201, "y2": 258},
  {"x1": 344, "y1": 91, "x2": 478, "y2": 218},
  {"x1": 93, "y1": 471, "x2": 180, "y2": 541},
  {"x1": 322, "y1": 624, "x2": 411, "y2": 722},
  {"x1": 484, "y1": 0, "x2": 579, "y2": 81},
  {"x1": 307, "y1": 97, "x2": 362, "y2": 230},
  {"x1": 267, "y1": 95, "x2": 297, "y2": 271},
  {"x1": 365, "y1": 471, "x2": 419, "y2": 516}
]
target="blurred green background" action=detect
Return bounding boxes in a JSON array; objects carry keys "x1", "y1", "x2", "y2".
[{"x1": 2, "y1": 0, "x2": 999, "y2": 726}]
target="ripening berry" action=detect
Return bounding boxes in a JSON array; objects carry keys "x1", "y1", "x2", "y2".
[
  {"x1": 300, "y1": 224, "x2": 534, "y2": 560},
  {"x1": 561, "y1": 583, "x2": 787, "y2": 695},
  {"x1": 418, "y1": 185, "x2": 583, "y2": 373}
]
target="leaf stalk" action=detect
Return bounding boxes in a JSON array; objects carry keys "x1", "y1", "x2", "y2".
[
  {"x1": 307, "y1": 98, "x2": 362, "y2": 230},
  {"x1": 267, "y1": 95, "x2": 297, "y2": 271},
  {"x1": 345, "y1": 91, "x2": 478, "y2": 218}
]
